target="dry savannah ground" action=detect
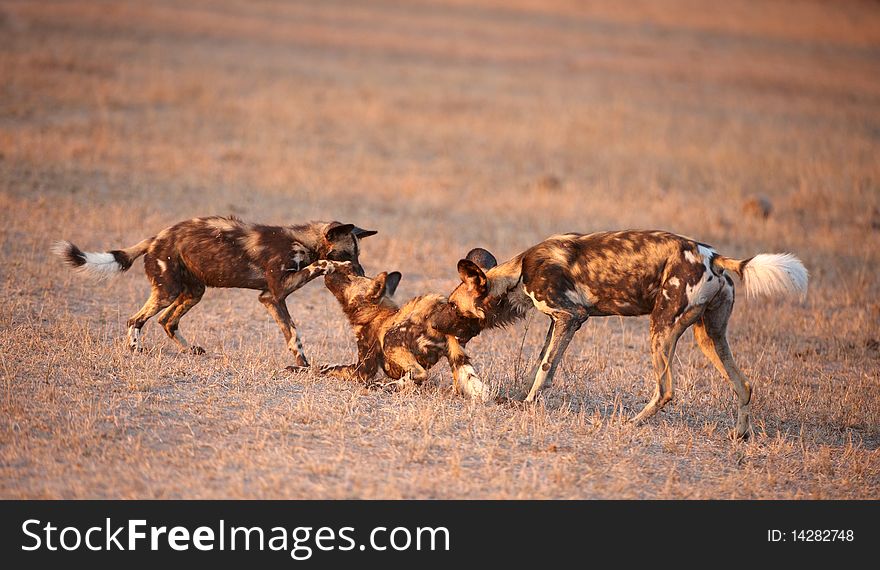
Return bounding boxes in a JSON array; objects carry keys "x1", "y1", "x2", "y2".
[{"x1": 1, "y1": 0, "x2": 879, "y2": 499}]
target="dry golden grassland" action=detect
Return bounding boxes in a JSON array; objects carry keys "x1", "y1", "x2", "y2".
[{"x1": 1, "y1": 0, "x2": 879, "y2": 498}]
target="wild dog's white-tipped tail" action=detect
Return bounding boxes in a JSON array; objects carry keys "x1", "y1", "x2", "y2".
[
  {"x1": 52, "y1": 240, "x2": 123, "y2": 279},
  {"x1": 741, "y1": 253, "x2": 808, "y2": 298},
  {"x1": 52, "y1": 237, "x2": 152, "y2": 279}
]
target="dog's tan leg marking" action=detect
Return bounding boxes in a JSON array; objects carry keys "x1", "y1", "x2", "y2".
[
  {"x1": 693, "y1": 294, "x2": 752, "y2": 439},
  {"x1": 127, "y1": 289, "x2": 178, "y2": 351},
  {"x1": 524, "y1": 313, "x2": 582, "y2": 402}
]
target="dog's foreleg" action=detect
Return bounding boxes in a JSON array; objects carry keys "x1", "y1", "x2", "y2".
[
  {"x1": 524, "y1": 313, "x2": 582, "y2": 402},
  {"x1": 259, "y1": 291, "x2": 309, "y2": 368},
  {"x1": 446, "y1": 336, "x2": 490, "y2": 401},
  {"x1": 268, "y1": 261, "x2": 352, "y2": 369},
  {"x1": 279, "y1": 260, "x2": 352, "y2": 298}
]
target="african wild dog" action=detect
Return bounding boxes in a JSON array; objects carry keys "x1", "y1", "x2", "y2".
[
  {"x1": 321, "y1": 263, "x2": 490, "y2": 400},
  {"x1": 53, "y1": 216, "x2": 376, "y2": 368},
  {"x1": 441, "y1": 231, "x2": 808, "y2": 439}
]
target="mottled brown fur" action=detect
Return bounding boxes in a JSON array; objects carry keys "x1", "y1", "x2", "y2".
[
  {"x1": 322, "y1": 265, "x2": 487, "y2": 399},
  {"x1": 55, "y1": 216, "x2": 376, "y2": 366},
  {"x1": 444, "y1": 231, "x2": 807, "y2": 438}
]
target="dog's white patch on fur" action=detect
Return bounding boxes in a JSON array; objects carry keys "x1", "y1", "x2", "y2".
[
  {"x1": 457, "y1": 364, "x2": 490, "y2": 401},
  {"x1": 697, "y1": 245, "x2": 717, "y2": 261},
  {"x1": 525, "y1": 289, "x2": 557, "y2": 315},
  {"x1": 127, "y1": 326, "x2": 141, "y2": 350},
  {"x1": 662, "y1": 289, "x2": 671, "y2": 300},
  {"x1": 685, "y1": 266, "x2": 721, "y2": 307},
  {"x1": 682, "y1": 245, "x2": 723, "y2": 308},
  {"x1": 288, "y1": 334, "x2": 304, "y2": 355},
  {"x1": 290, "y1": 242, "x2": 309, "y2": 271},
  {"x1": 78, "y1": 251, "x2": 121, "y2": 278},
  {"x1": 667, "y1": 277, "x2": 680, "y2": 288},
  {"x1": 157, "y1": 259, "x2": 167, "y2": 272},
  {"x1": 742, "y1": 253, "x2": 808, "y2": 298}
]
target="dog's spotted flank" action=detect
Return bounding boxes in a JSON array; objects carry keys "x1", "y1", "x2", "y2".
[
  {"x1": 443, "y1": 231, "x2": 808, "y2": 439},
  {"x1": 322, "y1": 264, "x2": 490, "y2": 400},
  {"x1": 54, "y1": 216, "x2": 376, "y2": 366}
]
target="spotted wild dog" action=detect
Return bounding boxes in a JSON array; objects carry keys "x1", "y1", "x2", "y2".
[
  {"x1": 441, "y1": 231, "x2": 808, "y2": 439},
  {"x1": 321, "y1": 264, "x2": 490, "y2": 400},
  {"x1": 53, "y1": 216, "x2": 376, "y2": 368}
]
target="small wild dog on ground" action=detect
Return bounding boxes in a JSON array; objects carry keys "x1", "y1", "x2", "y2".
[
  {"x1": 321, "y1": 263, "x2": 490, "y2": 400},
  {"x1": 53, "y1": 216, "x2": 376, "y2": 368},
  {"x1": 442, "y1": 231, "x2": 808, "y2": 439}
]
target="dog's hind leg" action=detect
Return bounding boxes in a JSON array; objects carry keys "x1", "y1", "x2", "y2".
[
  {"x1": 157, "y1": 282, "x2": 206, "y2": 354},
  {"x1": 127, "y1": 287, "x2": 179, "y2": 351},
  {"x1": 126, "y1": 253, "x2": 183, "y2": 352},
  {"x1": 632, "y1": 298, "x2": 704, "y2": 425},
  {"x1": 693, "y1": 285, "x2": 753, "y2": 439}
]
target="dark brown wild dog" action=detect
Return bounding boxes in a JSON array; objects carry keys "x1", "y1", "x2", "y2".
[
  {"x1": 321, "y1": 264, "x2": 490, "y2": 400},
  {"x1": 53, "y1": 216, "x2": 376, "y2": 368},
  {"x1": 441, "y1": 231, "x2": 808, "y2": 438}
]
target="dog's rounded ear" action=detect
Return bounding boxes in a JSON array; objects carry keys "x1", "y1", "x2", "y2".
[
  {"x1": 384, "y1": 271, "x2": 402, "y2": 297},
  {"x1": 457, "y1": 259, "x2": 488, "y2": 296},
  {"x1": 324, "y1": 223, "x2": 355, "y2": 242},
  {"x1": 371, "y1": 271, "x2": 390, "y2": 300},
  {"x1": 353, "y1": 227, "x2": 378, "y2": 239},
  {"x1": 465, "y1": 247, "x2": 498, "y2": 270}
]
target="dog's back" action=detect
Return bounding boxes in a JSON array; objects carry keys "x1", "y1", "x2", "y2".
[{"x1": 381, "y1": 294, "x2": 452, "y2": 379}]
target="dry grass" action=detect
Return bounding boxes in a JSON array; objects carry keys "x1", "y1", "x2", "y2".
[{"x1": 1, "y1": 0, "x2": 879, "y2": 498}]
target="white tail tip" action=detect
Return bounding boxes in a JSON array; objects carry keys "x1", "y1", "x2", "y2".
[
  {"x1": 52, "y1": 240, "x2": 122, "y2": 280},
  {"x1": 742, "y1": 253, "x2": 808, "y2": 298}
]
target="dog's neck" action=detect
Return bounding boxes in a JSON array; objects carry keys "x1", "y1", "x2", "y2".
[
  {"x1": 283, "y1": 222, "x2": 329, "y2": 254},
  {"x1": 473, "y1": 255, "x2": 531, "y2": 332}
]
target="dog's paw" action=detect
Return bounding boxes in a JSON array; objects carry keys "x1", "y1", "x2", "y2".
[
  {"x1": 285, "y1": 365, "x2": 310, "y2": 374},
  {"x1": 189, "y1": 346, "x2": 206, "y2": 355}
]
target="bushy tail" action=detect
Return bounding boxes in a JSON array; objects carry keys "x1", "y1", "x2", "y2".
[
  {"x1": 713, "y1": 253, "x2": 808, "y2": 298},
  {"x1": 51, "y1": 237, "x2": 153, "y2": 279}
]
